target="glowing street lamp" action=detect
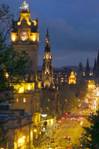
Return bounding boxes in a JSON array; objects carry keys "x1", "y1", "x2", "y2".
[{"x1": 41, "y1": 114, "x2": 47, "y2": 118}]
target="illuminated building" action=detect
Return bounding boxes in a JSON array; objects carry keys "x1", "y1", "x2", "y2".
[
  {"x1": 42, "y1": 30, "x2": 54, "y2": 88},
  {"x1": 9, "y1": 2, "x2": 59, "y2": 145},
  {"x1": 11, "y1": 0, "x2": 39, "y2": 78},
  {"x1": 87, "y1": 80, "x2": 96, "y2": 90},
  {"x1": 68, "y1": 71, "x2": 77, "y2": 85},
  {"x1": 0, "y1": 103, "x2": 33, "y2": 149},
  {"x1": 10, "y1": 1, "x2": 41, "y2": 115},
  {"x1": 12, "y1": 91, "x2": 41, "y2": 115}
]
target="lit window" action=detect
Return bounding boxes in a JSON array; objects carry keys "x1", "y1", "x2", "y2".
[
  {"x1": 23, "y1": 98, "x2": 26, "y2": 103},
  {"x1": 48, "y1": 99, "x2": 50, "y2": 102},
  {"x1": 11, "y1": 33, "x2": 17, "y2": 42},
  {"x1": 18, "y1": 87, "x2": 24, "y2": 93},
  {"x1": 16, "y1": 98, "x2": 19, "y2": 103}
]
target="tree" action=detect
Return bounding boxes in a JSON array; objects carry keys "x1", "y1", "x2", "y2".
[
  {"x1": 0, "y1": 4, "x2": 13, "y2": 44},
  {"x1": 0, "y1": 4, "x2": 29, "y2": 102},
  {"x1": 80, "y1": 111, "x2": 99, "y2": 149},
  {"x1": 0, "y1": 4, "x2": 30, "y2": 148},
  {"x1": 1, "y1": 46, "x2": 29, "y2": 80},
  {"x1": 0, "y1": 31, "x2": 30, "y2": 102}
]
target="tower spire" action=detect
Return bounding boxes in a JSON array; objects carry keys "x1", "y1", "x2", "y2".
[
  {"x1": 42, "y1": 30, "x2": 54, "y2": 88},
  {"x1": 45, "y1": 29, "x2": 50, "y2": 52},
  {"x1": 85, "y1": 58, "x2": 90, "y2": 77},
  {"x1": 46, "y1": 29, "x2": 49, "y2": 42},
  {"x1": 20, "y1": 0, "x2": 29, "y2": 11}
]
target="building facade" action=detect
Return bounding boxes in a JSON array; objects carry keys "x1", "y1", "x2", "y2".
[
  {"x1": 11, "y1": 1, "x2": 39, "y2": 79},
  {"x1": 0, "y1": 104, "x2": 33, "y2": 149}
]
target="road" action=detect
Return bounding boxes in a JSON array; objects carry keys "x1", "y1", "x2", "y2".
[
  {"x1": 36, "y1": 87, "x2": 98, "y2": 149},
  {"x1": 39, "y1": 111, "x2": 89, "y2": 149}
]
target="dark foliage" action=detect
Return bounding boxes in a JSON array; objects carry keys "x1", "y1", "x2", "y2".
[{"x1": 80, "y1": 111, "x2": 99, "y2": 149}]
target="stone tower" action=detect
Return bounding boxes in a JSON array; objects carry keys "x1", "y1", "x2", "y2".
[
  {"x1": 42, "y1": 30, "x2": 54, "y2": 88},
  {"x1": 11, "y1": 1, "x2": 39, "y2": 79}
]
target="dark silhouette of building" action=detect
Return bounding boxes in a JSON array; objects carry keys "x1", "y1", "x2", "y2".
[
  {"x1": 93, "y1": 50, "x2": 99, "y2": 78},
  {"x1": 78, "y1": 62, "x2": 84, "y2": 78},
  {"x1": 85, "y1": 58, "x2": 90, "y2": 77},
  {"x1": 93, "y1": 58, "x2": 97, "y2": 76}
]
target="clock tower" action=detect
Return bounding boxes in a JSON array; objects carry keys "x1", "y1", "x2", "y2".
[{"x1": 11, "y1": 1, "x2": 39, "y2": 79}]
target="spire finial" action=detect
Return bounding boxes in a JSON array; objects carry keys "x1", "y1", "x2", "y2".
[
  {"x1": 45, "y1": 28, "x2": 50, "y2": 44},
  {"x1": 45, "y1": 29, "x2": 51, "y2": 52},
  {"x1": 20, "y1": 0, "x2": 29, "y2": 11},
  {"x1": 46, "y1": 28, "x2": 49, "y2": 38}
]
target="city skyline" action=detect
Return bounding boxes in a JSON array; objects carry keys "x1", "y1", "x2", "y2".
[
  {"x1": 0, "y1": 1, "x2": 99, "y2": 148},
  {"x1": 0, "y1": 0, "x2": 99, "y2": 67}
]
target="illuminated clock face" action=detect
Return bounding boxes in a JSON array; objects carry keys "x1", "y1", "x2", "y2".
[{"x1": 20, "y1": 31, "x2": 28, "y2": 41}]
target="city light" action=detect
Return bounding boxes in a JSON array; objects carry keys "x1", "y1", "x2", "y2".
[
  {"x1": 33, "y1": 128, "x2": 37, "y2": 133},
  {"x1": 13, "y1": 82, "x2": 35, "y2": 93},
  {"x1": 41, "y1": 114, "x2": 47, "y2": 118},
  {"x1": 96, "y1": 87, "x2": 99, "y2": 96},
  {"x1": 87, "y1": 80, "x2": 96, "y2": 90},
  {"x1": 17, "y1": 136, "x2": 26, "y2": 147},
  {"x1": 68, "y1": 71, "x2": 77, "y2": 85},
  {"x1": 5, "y1": 72, "x2": 9, "y2": 79},
  {"x1": 11, "y1": 32, "x2": 17, "y2": 42},
  {"x1": 80, "y1": 121, "x2": 83, "y2": 126},
  {"x1": 2, "y1": 0, "x2": 99, "y2": 148}
]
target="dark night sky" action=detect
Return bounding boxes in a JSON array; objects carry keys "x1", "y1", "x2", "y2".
[{"x1": 0, "y1": 0, "x2": 99, "y2": 67}]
